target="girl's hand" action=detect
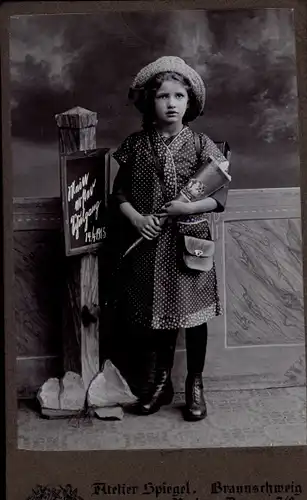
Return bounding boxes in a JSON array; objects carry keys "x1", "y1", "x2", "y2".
[
  {"x1": 133, "y1": 214, "x2": 162, "y2": 240},
  {"x1": 160, "y1": 200, "x2": 190, "y2": 217}
]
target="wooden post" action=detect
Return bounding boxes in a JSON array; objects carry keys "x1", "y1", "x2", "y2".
[
  {"x1": 37, "y1": 107, "x2": 106, "y2": 416},
  {"x1": 80, "y1": 254, "x2": 100, "y2": 388},
  {"x1": 56, "y1": 106, "x2": 101, "y2": 389},
  {"x1": 56, "y1": 105, "x2": 98, "y2": 155}
]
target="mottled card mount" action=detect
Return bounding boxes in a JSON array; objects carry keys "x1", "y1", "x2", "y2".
[{"x1": 3, "y1": 2, "x2": 307, "y2": 500}]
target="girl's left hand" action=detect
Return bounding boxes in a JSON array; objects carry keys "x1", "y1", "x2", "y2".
[{"x1": 160, "y1": 200, "x2": 190, "y2": 216}]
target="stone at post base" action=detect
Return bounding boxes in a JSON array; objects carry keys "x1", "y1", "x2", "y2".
[
  {"x1": 55, "y1": 106, "x2": 98, "y2": 155},
  {"x1": 86, "y1": 360, "x2": 137, "y2": 420},
  {"x1": 59, "y1": 371, "x2": 86, "y2": 410},
  {"x1": 37, "y1": 372, "x2": 86, "y2": 419},
  {"x1": 37, "y1": 378, "x2": 61, "y2": 411},
  {"x1": 95, "y1": 407, "x2": 124, "y2": 420}
]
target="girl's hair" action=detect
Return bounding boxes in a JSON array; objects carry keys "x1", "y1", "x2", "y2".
[{"x1": 133, "y1": 71, "x2": 198, "y2": 129}]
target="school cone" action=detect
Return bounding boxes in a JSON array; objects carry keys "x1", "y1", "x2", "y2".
[{"x1": 123, "y1": 156, "x2": 231, "y2": 258}]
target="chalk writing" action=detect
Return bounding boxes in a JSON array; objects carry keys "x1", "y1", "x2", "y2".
[
  {"x1": 70, "y1": 199, "x2": 101, "y2": 240},
  {"x1": 61, "y1": 150, "x2": 108, "y2": 255},
  {"x1": 73, "y1": 179, "x2": 96, "y2": 212},
  {"x1": 68, "y1": 173, "x2": 90, "y2": 202},
  {"x1": 85, "y1": 227, "x2": 106, "y2": 244}
]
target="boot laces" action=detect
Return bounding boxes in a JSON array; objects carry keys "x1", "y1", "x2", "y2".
[{"x1": 193, "y1": 378, "x2": 202, "y2": 403}]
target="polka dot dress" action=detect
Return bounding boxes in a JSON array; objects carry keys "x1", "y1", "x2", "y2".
[{"x1": 112, "y1": 126, "x2": 227, "y2": 330}]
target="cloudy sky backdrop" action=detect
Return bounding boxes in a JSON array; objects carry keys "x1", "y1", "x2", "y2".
[{"x1": 9, "y1": 9, "x2": 299, "y2": 197}]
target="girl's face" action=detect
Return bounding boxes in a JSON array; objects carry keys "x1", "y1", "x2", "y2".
[{"x1": 154, "y1": 80, "x2": 189, "y2": 126}]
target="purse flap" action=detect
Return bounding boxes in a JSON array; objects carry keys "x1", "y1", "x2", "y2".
[{"x1": 184, "y1": 236, "x2": 215, "y2": 257}]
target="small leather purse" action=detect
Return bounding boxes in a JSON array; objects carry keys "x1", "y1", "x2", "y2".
[{"x1": 183, "y1": 235, "x2": 215, "y2": 272}]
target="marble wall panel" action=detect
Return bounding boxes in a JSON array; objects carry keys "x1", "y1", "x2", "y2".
[
  {"x1": 14, "y1": 230, "x2": 64, "y2": 357},
  {"x1": 225, "y1": 218, "x2": 304, "y2": 346}
]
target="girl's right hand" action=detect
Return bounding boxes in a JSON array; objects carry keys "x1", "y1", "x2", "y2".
[{"x1": 133, "y1": 214, "x2": 162, "y2": 240}]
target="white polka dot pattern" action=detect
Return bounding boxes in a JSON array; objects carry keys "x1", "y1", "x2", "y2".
[{"x1": 112, "y1": 126, "x2": 227, "y2": 330}]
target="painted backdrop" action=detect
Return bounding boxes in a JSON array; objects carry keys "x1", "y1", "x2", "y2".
[{"x1": 10, "y1": 9, "x2": 299, "y2": 197}]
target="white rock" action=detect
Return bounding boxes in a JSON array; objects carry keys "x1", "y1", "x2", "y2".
[
  {"x1": 88, "y1": 360, "x2": 137, "y2": 408},
  {"x1": 37, "y1": 378, "x2": 60, "y2": 409},
  {"x1": 95, "y1": 407, "x2": 124, "y2": 420},
  {"x1": 59, "y1": 371, "x2": 86, "y2": 410}
]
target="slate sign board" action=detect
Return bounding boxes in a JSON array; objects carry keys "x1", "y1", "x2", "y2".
[{"x1": 60, "y1": 148, "x2": 110, "y2": 256}]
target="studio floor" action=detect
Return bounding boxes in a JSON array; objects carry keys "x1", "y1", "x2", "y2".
[{"x1": 18, "y1": 386, "x2": 306, "y2": 450}]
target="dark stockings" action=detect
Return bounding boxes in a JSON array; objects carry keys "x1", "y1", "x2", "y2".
[
  {"x1": 184, "y1": 322, "x2": 208, "y2": 421},
  {"x1": 185, "y1": 322, "x2": 208, "y2": 374},
  {"x1": 136, "y1": 327, "x2": 178, "y2": 380},
  {"x1": 154, "y1": 328, "x2": 178, "y2": 369}
]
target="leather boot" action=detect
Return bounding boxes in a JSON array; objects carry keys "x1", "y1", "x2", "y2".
[
  {"x1": 184, "y1": 373, "x2": 207, "y2": 421},
  {"x1": 136, "y1": 330, "x2": 178, "y2": 416},
  {"x1": 137, "y1": 369, "x2": 174, "y2": 415}
]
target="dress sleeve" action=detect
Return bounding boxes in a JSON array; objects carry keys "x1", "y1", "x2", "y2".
[
  {"x1": 200, "y1": 134, "x2": 231, "y2": 213},
  {"x1": 111, "y1": 135, "x2": 134, "y2": 205}
]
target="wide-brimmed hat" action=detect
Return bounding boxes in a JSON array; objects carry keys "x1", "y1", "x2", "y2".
[{"x1": 129, "y1": 56, "x2": 206, "y2": 121}]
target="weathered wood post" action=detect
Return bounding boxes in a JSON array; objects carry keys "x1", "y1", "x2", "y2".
[
  {"x1": 57, "y1": 106, "x2": 101, "y2": 390},
  {"x1": 37, "y1": 106, "x2": 109, "y2": 417}
]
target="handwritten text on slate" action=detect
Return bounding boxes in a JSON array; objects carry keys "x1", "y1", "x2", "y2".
[{"x1": 68, "y1": 172, "x2": 102, "y2": 242}]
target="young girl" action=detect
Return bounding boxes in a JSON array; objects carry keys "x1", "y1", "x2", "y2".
[{"x1": 110, "y1": 56, "x2": 230, "y2": 421}]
